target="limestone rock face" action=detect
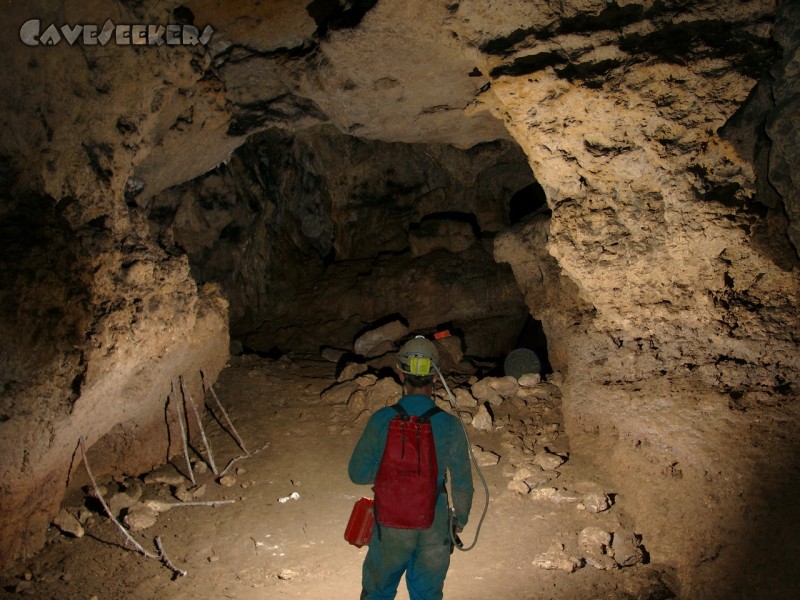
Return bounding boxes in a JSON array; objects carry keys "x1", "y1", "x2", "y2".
[
  {"x1": 206, "y1": 0, "x2": 510, "y2": 148},
  {"x1": 0, "y1": 1, "x2": 232, "y2": 568},
  {"x1": 483, "y1": 0, "x2": 800, "y2": 594}
]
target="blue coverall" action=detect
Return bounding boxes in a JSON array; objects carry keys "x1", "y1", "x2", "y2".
[{"x1": 348, "y1": 394, "x2": 474, "y2": 600}]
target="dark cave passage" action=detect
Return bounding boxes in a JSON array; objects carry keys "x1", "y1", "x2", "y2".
[
  {"x1": 148, "y1": 127, "x2": 551, "y2": 376},
  {"x1": 509, "y1": 181, "x2": 548, "y2": 225}
]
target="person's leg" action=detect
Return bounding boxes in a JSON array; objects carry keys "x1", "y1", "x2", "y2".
[
  {"x1": 404, "y1": 501, "x2": 451, "y2": 600},
  {"x1": 405, "y1": 540, "x2": 450, "y2": 600},
  {"x1": 361, "y1": 526, "x2": 419, "y2": 599}
]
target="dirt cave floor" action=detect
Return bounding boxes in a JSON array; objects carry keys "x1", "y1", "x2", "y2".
[{"x1": 1, "y1": 355, "x2": 677, "y2": 600}]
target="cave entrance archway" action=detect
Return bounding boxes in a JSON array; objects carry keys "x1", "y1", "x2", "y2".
[{"x1": 148, "y1": 127, "x2": 545, "y2": 374}]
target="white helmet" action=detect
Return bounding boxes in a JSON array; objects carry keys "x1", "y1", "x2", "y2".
[{"x1": 396, "y1": 336, "x2": 439, "y2": 376}]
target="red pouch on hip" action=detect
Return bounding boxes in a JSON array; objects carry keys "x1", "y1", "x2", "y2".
[{"x1": 344, "y1": 497, "x2": 374, "y2": 547}]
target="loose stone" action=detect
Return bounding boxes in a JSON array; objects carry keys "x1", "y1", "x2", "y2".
[
  {"x1": 123, "y1": 506, "x2": 158, "y2": 531},
  {"x1": 611, "y1": 530, "x2": 644, "y2": 567},
  {"x1": 579, "y1": 491, "x2": 612, "y2": 513},
  {"x1": 529, "y1": 487, "x2": 581, "y2": 504},
  {"x1": 531, "y1": 543, "x2": 584, "y2": 573},
  {"x1": 533, "y1": 452, "x2": 566, "y2": 471},
  {"x1": 578, "y1": 527, "x2": 616, "y2": 570},
  {"x1": 52, "y1": 509, "x2": 84, "y2": 538},
  {"x1": 472, "y1": 446, "x2": 501, "y2": 467},
  {"x1": 471, "y1": 404, "x2": 494, "y2": 430}
]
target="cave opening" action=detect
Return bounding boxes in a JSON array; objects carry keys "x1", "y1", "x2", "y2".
[
  {"x1": 508, "y1": 181, "x2": 548, "y2": 225},
  {"x1": 511, "y1": 315, "x2": 553, "y2": 376},
  {"x1": 148, "y1": 126, "x2": 549, "y2": 379}
]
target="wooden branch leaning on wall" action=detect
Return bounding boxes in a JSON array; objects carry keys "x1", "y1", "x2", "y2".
[
  {"x1": 72, "y1": 370, "x2": 265, "y2": 578},
  {"x1": 180, "y1": 375, "x2": 219, "y2": 476},
  {"x1": 171, "y1": 379, "x2": 195, "y2": 485},
  {"x1": 201, "y1": 368, "x2": 250, "y2": 456},
  {"x1": 78, "y1": 437, "x2": 187, "y2": 577}
]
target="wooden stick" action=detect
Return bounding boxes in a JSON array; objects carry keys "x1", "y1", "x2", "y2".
[
  {"x1": 219, "y1": 442, "x2": 271, "y2": 477},
  {"x1": 201, "y1": 368, "x2": 250, "y2": 455},
  {"x1": 78, "y1": 438, "x2": 156, "y2": 559},
  {"x1": 219, "y1": 454, "x2": 247, "y2": 478},
  {"x1": 181, "y1": 376, "x2": 219, "y2": 475},
  {"x1": 172, "y1": 380, "x2": 195, "y2": 485},
  {"x1": 155, "y1": 535, "x2": 187, "y2": 577}
]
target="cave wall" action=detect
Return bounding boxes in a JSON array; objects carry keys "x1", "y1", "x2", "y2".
[
  {"x1": 0, "y1": 2, "x2": 232, "y2": 567},
  {"x1": 480, "y1": 1, "x2": 800, "y2": 596}
]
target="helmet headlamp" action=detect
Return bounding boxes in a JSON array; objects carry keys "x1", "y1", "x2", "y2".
[{"x1": 397, "y1": 335, "x2": 439, "y2": 376}]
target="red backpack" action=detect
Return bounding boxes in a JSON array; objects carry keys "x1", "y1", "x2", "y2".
[{"x1": 374, "y1": 404, "x2": 442, "y2": 529}]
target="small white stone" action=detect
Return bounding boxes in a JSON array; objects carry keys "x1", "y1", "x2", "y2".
[
  {"x1": 278, "y1": 491, "x2": 301, "y2": 503},
  {"x1": 518, "y1": 373, "x2": 542, "y2": 387},
  {"x1": 277, "y1": 568, "x2": 299, "y2": 580}
]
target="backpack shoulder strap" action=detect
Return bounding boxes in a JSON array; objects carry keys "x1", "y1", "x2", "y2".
[
  {"x1": 390, "y1": 404, "x2": 410, "y2": 419},
  {"x1": 418, "y1": 406, "x2": 443, "y2": 422}
]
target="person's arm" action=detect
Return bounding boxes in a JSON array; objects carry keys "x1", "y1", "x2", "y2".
[
  {"x1": 447, "y1": 418, "x2": 474, "y2": 527},
  {"x1": 348, "y1": 413, "x2": 384, "y2": 485}
]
